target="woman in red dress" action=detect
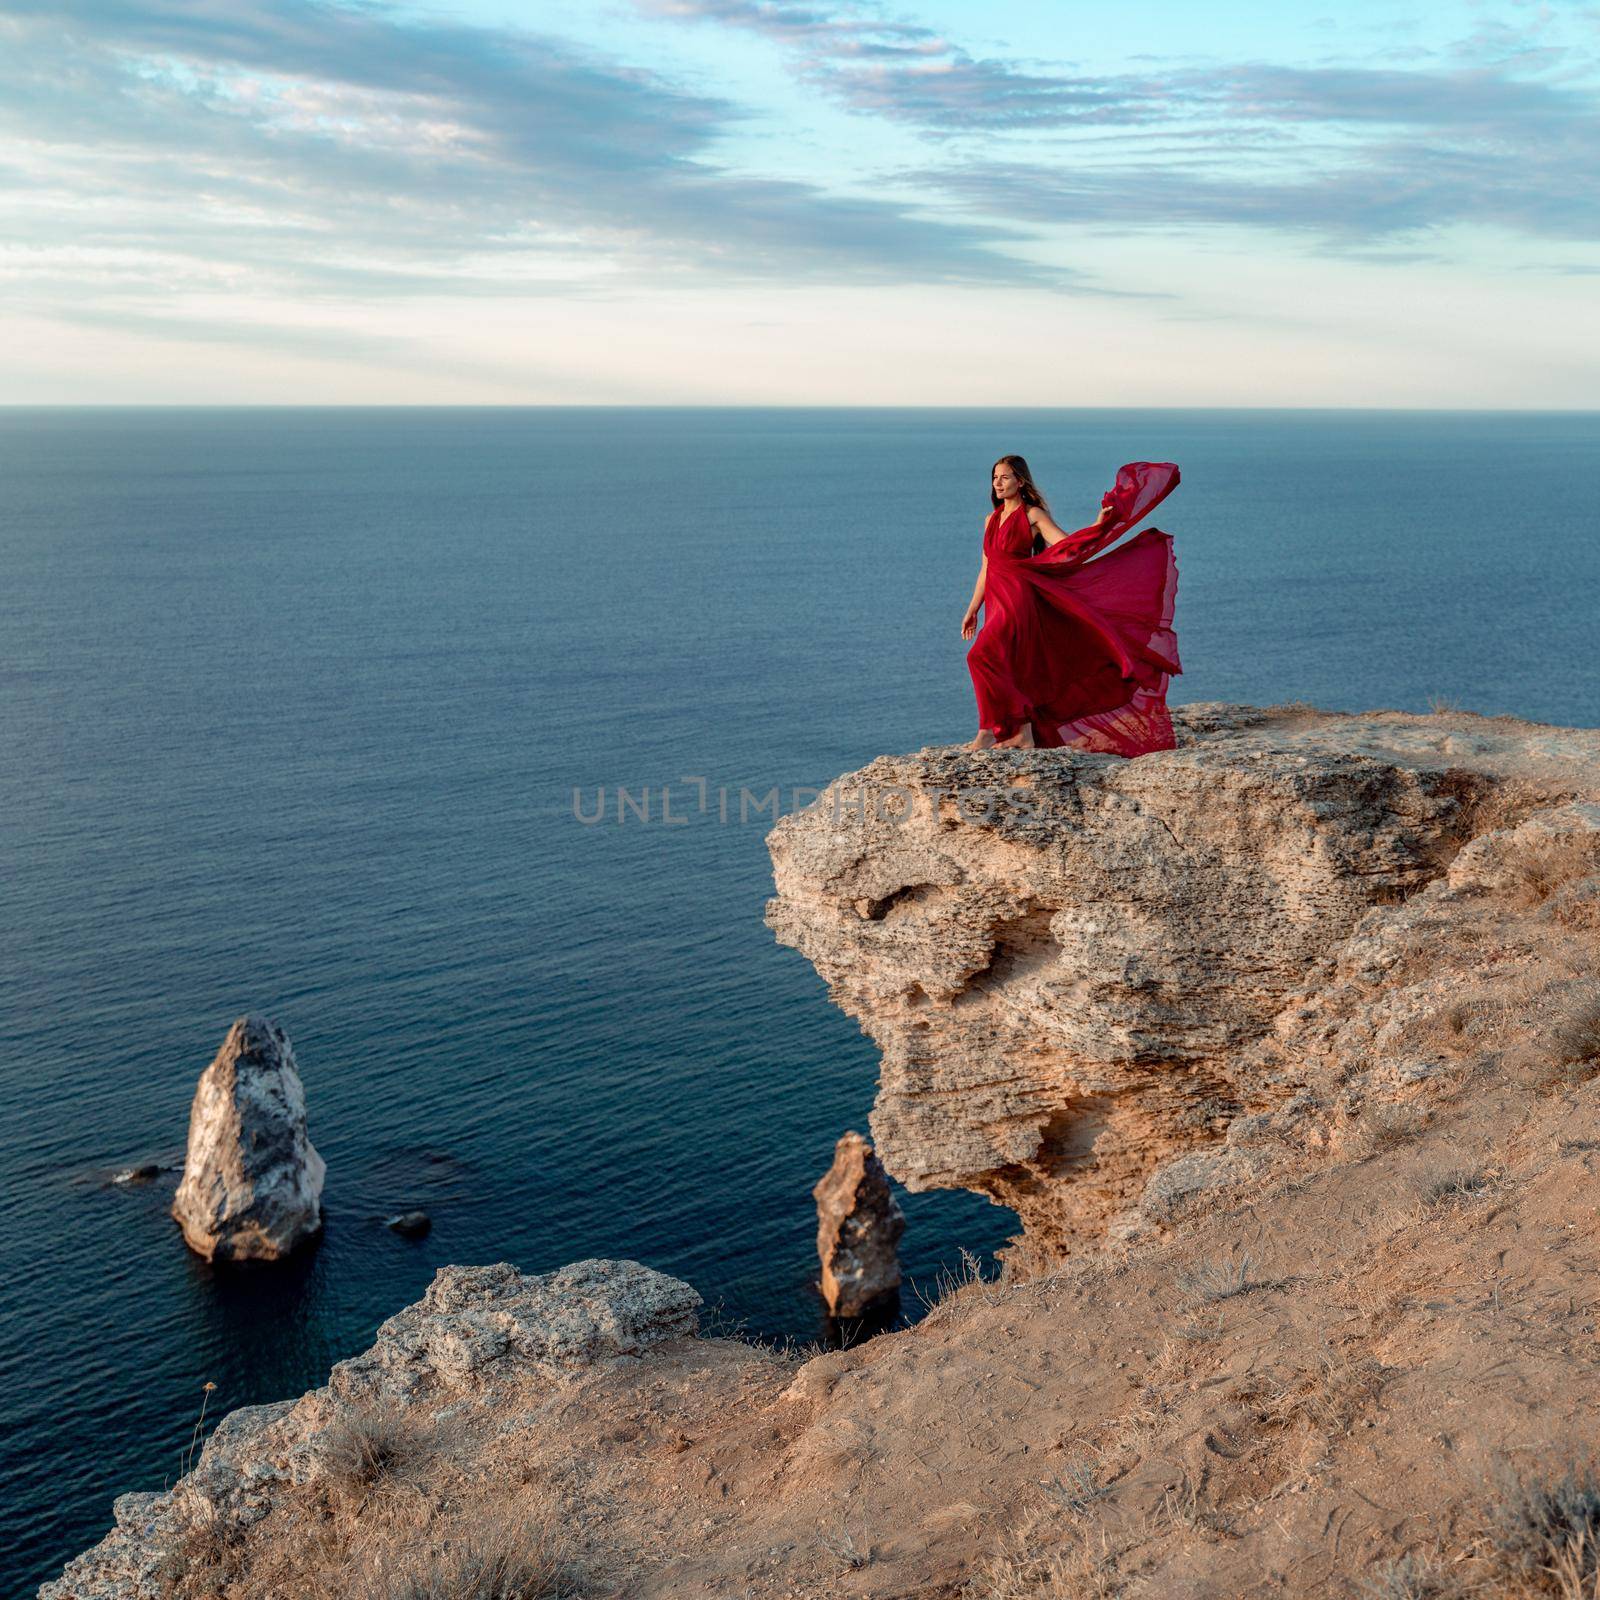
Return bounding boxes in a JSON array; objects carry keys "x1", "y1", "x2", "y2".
[{"x1": 961, "y1": 454, "x2": 1182, "y2": 755}]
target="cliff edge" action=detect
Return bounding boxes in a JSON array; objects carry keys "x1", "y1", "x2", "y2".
[
  {"x1": 43, "y1": 703, "x2": 1600, "y2": 1599},
  {"x1": 766, "y1": 702, "x2": 1600, "y2": 1268}
]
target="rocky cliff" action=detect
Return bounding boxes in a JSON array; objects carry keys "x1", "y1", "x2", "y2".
[
  {"x1": 765, "y1": 702, "x2": 1600, "y2": 1267},
  {"x1": 42, "y1": 703, "x2": 1600, "y2": 1600}
]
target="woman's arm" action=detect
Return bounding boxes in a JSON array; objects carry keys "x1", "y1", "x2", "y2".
[
  {"x1": 960, "y1": 553, "x2": 987, "y2": 639},
  {"x1": 1030, "y1": 502, "x2": 1116, "y2": 548}
]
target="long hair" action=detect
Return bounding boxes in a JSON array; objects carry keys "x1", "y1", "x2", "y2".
[{"x1": 991, "y1": 454, "x2": 1050, "y2": 513}]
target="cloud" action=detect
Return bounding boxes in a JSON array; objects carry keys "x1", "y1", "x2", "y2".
[
  {"x1": 909, "y1": 62, "x2": 1600, "y2": 246},
  {"x1": 646, "y1": 2, "x2": 1600, "y2": 245},
  {"x1": 0, "y1": 0, "x2": 1071, "y2": 330},
  {"x1": 639, "y1": 0, "x2": 1143, "y2": 131}
]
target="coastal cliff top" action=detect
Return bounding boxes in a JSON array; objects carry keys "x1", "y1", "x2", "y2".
[{"x1": 47, "y1": 701, "x2": 1600, "y2": 1600}]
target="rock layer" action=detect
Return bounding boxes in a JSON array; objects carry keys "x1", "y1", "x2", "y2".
[
  {"x1": 813, "y1": 1131, "x2": 905, "y2": 1316},
  {"x1": 171, "y1": 1016, "x2": 326, "y2": 1262},
  {"x1": 765, "y1": 703, "x2": 1600, "y2": 1266},
  {"x1": 40, "y1": 1259, "x2": 701, "y2": 1600}
]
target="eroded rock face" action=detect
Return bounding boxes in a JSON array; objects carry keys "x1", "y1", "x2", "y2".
[
  {"x1": 171, "y1": 1016, "x2": 326, "y2": 1262},
  {"x1": 814, "y1": 1131, "x2": 906, "y2": 1316},
  {"x1": 39, "y1": 1259, "x2": 701, "y2": 1600},
  {"x1": 765, "y1": 704, "x2": 1600, "y2": 1267},
  {"x1": 328, "y1": 1259, "x2": 703, "y2": 1405}
]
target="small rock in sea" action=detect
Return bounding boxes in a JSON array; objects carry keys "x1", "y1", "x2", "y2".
[
  {"x1": 814, "y1": 1130, "x2": 905, "y2": 1317},
  {"x1": 171, "y1": 1015, "x2": 326, "y2": 1263},
  {"x1": 386, "y1": 1210, "x2": 432, "y2": 1238},
  {"x1": 112, "y1": 1163, "x2": 163, "y2": 1186}
]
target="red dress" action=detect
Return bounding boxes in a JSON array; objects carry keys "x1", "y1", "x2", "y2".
[{"x1": 966, "y1": 461, "x2": 1181, "y2": 755}]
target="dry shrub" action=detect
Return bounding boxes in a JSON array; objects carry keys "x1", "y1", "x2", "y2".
[
  {"x1": 319, "y1": 1405, "x2": 435, "y2": 1504},
  {"x1": 974, "y1": 1506, "x2": 1128, "y2": 1600},
  {"x1": 1548, "y1": 982, "x2": 1600, "y2": 1068},
  {"x1": 1419, "y1": 1166, "x2": 1495, "y2": 1208},
  {"x1": 1506, "y1": 839, "x2": 1600, "y2": 912},
  {"x1": 1544, "y1": 879, "x2": 1600, "y2": 932},
  {"x1": 154, "y1": 1503, "x2": 249, "y2": 1599},
  {"x1": 912, "y1": 1245, "x2": 1001, "y2": 1316},
  {"x1": 1038, "y1": 1458, "x2": 1111, "y2": 1515},
  {"x1": 1158, "y1": 1472, "x2": 1233, "y2": 1537},
  {"x1": 1358, "y1": 1103, "x2": 1427, "y2": 1154},
  {"x1": 1358, "y1": 1548, "x2": 1456, "y2": 1598},
  {"x1": 1482, "y1": 1458, "x2": 1600, "y2": 1597},
  {"x1": 1248, "y1": 1343, "x2": 1389, "y2": 1441},
  {"x1": 1174, "y1": 1252, "x2": 1258, "y2": 1304},
  {"x1": 1505, "y1": 983, "x2": 1600, "y2": 1096},
  {"x1": 343, "y1": 1506, "x2": 587, "y2": 1600}
]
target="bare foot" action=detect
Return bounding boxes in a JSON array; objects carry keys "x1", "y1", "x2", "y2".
[
  {"x1": 969, "y1": 728, "x2": 997, "y2": 750},
  {"x1": 995, "y1": 722, "x2": 1036, "y2": 750}
]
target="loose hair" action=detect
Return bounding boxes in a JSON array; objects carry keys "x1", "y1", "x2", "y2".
[{"x1": 991, "y1": 454, "x2": 1050, "y2": 513}]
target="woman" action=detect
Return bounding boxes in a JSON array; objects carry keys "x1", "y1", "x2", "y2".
[{"x1": 961, "y1": 455, "x2": 1181, "y2": 754}]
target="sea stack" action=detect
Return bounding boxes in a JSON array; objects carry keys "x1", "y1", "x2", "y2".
[
  {"x1": 813, "y1": 1130, "x2": 905, "y2": 1317},
  {"x1": 172, "y1": 1015, "x2": 326, "y2": 1262}
]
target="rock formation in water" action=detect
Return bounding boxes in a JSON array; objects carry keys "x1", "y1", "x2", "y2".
[
  {"x1": 765, "y1": 702, "x2": 1600, "y2": 1268},
  {"x1": 171, "y1": 1016, "x2": 326, "y2": 1263},
  {"x1": 813, "y1": 1130, "x2": 905, "y2": 1317}
]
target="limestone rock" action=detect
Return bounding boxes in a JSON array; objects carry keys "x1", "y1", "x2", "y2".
[
  {"x1": 328, "y1": 1259, "x2": 703, "y2": 1405},
  {"x1": 765, "y1": 703, "x2": 1600, "y2": 1268},
  {"x1": 171, "y1": 1016, "x2": 325, "y2": 1262},
  {"x1": 814, "y1": 1131, "x2": 906, "y2": 1316},
  {"x1": 40, "y1": 1259, "x2": 701, "y2": 1598}
]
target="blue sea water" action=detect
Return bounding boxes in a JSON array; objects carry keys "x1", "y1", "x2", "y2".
[{"x1": 2, "y1": 406, "x2": 1598, "y2": 1591}]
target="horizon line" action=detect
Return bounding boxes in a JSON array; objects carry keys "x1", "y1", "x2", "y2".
[{"x1": 3, "y1": 403, "x2": 1599, "y2": 415}]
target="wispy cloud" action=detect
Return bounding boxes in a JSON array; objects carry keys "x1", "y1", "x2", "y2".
[
  {"x1": 639, "y1": 0, "x2": 1136, "y2": 130},
  {"x1": 909, "y1": 62, "x2": 1600, "y2": 246},
  {"x1": 0, "y1": 0, "x2": 1071, "y2": 343},
  {"x1": 646, "y1": 0, "x2": 1600, "y2": 245}
]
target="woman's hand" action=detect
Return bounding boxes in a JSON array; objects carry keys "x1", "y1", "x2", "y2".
[
  {"x1": 1095, "y1": 500, "x2": 1119, "y2": 529},
  {"x1": 961, "y1": 607, "x2": 979, "y2": 640}
]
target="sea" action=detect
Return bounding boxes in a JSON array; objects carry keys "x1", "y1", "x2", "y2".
[{"x1": 3, "y1": 407, "x2": 1597, "y2": 1592}]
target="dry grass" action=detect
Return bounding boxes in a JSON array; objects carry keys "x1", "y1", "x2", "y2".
[
  {"x1": 1157, "y1": 1472, "x2": 1234, "y2": 1538},
  {"x1": 343, "y1": 1508, "x2": 588, "y2": 1600},
  {"x1": 1174, "y1": 1252, "x2": 1259, "y2": 1304},
  {"x1": 1503, "y1": 979, "x2": 1600, "y2": 1094},
  {"x1": 1037, "y1": 1457, "x2": 1111, "y2": 1515},
  {"x1": 1506, "y1": 839, "x2": 1600, "y2": 912},
  {"x1": 1419, "y1": 1166, "x2": 1496, "y2": 1209},
  {"x1": 972, "y1": 1508, "x2": 1129, "y2": 1600},
  {"x1": 817, "y1": 1525, "x2": 870, "y2": 1571},
  {"x1": 914, "y1": 1246, "x2": 1001, "y2": 1316},
  {"x1": 1548, "y1": 983, "x2": 1600, "y2": 1069},
  {"x1": 1357, "y1": 1548, "x2": 1455, "y2": 1599},
  {"x1": 154, "y1": 1500, "x2": 250, "y2": 1599},
  {"x1": 318, "y1": 1405, "x2": 435, "y2": 1506},
  {"x1": 1481, "y1": 1459, "x2": 1600, "y2": 1598},
  {"x1": 1358, "y1": 1103, "x2": 1428, "y2": 1154},
  {"x1": 1165, "y1": 1309, "x2": 1225, "y2": 1343}
]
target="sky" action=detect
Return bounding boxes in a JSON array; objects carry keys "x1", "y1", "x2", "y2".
[{"x1": 2, "y1": 0, "x2": 1597, "y2": 405}]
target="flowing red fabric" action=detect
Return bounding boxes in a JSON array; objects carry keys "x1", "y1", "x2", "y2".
[{"x1": 966, "y1": 461, "x2": 1181, "y2": 755}]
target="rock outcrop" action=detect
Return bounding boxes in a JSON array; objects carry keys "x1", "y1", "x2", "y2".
[
  {"x1": 171, "y1": 1016, "x2": 326, "y2": 1263},
  {"x1": 765, "y1": 703, "x2": 1600, "y2": 1267},
  {"x1": 813, "y1": 1131, "x2": 905, "y2": 1317},
  {"x1": 40, "y1": 1259, "x2": 701, "y2": 1600},
  {"x1": 43, "y1": 704, "x2": 1600, "y2": 1600}
]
